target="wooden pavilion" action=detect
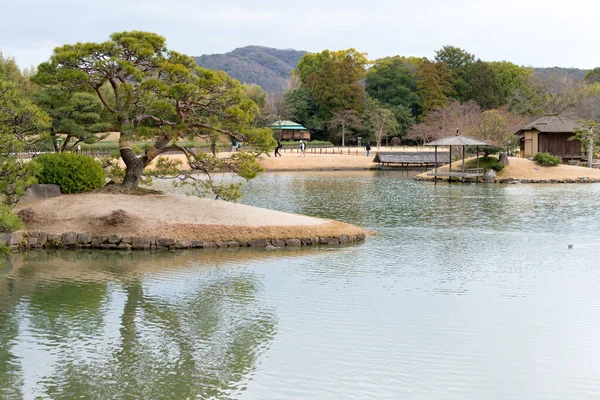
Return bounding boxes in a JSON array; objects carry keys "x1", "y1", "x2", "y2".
[
  {"x1": 269, "y1": 120, "x2": 310, "y2": 141},
  {"x1": 424, "y1": 135, "x2": 489, "y2": 181}
]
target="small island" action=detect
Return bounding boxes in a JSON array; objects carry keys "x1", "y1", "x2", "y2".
[{"x1": 9, "y1": 192, "x2": 366, "y2": 251}]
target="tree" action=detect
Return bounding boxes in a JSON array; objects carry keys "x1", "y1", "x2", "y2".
[
  {"x1": 0, "y1": 52, "x2": 38, "y2": 95},
  {"x1": 32, "y1": 87, "x2": 111, "y2": 152},
  {"x1": 572, "y1": 120, "x2": 600, "y2": 167},
  {"x1": 34, "y1": 31, "x2": 275, "y2": 189},
  {"x1": 470, "y1": 110, "x2": 511, "y2": 157},
  {"x1": 407, "y1": 100, "x2": 481, "y2": 143},
  {"x1": 327, "y1": 110, "x2": 363, "y2": 147},
  {"x1": 365, "y1": 56, "x2": 420, "y2": 114},
  {"x1": 415, "y1": 58, "x2": 454, "y2": 119},
  {"x1": 306, "y1": 55, "x2": 367, "y2": 116},
  {"x1": 467, "y1": 60, "x2": 502, "y2": 110},
  {"x1": 584, "y1": 67, "x2": 600, "y2": 84},
  {"x1": 0, "y1": 80, "x2": 48, "y2": 204},
  {"x1": 267, "y1": 92, "x2": 292, "y2": 139},
  {"x1": 364, "y1": 100, "x2": 398, "y2": 148},
  {"x1": 296, "y1": 48, "x2": 369, "y2": 83},
  {"x1": 489, "y1": 61, "x2": 532, "y2": 104},
  {"x1": 434, "y1": 45, "x2": 474, "y2": 101},
  {"x1": 283, "y1": 87, "x2": 325, "y2": 137}
]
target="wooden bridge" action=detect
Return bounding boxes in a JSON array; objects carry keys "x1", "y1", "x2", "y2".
[
  {"x1": 374, "y1": 152, "x2": 450, "y2": 167},
  {"x1": 426, "y1": 167, "x2": 484, "y2": 178}
]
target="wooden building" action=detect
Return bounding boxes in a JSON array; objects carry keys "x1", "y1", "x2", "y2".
[
  {"x1": 516, "y1": 116, "x2": 580, "y2": 159},
  {"x1": 269, "y1": 120, "x2": 310, "y2": 141}
]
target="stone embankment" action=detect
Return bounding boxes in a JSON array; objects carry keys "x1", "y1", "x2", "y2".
[{"x1": 2, "y1": 231, "x2": 366, "y2": 252}]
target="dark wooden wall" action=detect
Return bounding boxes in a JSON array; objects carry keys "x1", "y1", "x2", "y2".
[
  {"x1": 280, "y1": 130, "x2": 311, "y2": 141},
  {"x1": 538, "y1": 133, "x2": 580, "y2": 157}
]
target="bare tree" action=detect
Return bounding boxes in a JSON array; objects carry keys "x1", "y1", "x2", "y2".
[
  {"x1": 267, "y1": 93, "x2": 293, "y2": 139},
  {"x1": 368, "y1": 107, "x2": 398, "y2": 148},
  {"x1": 327, "y1": 110, "x2": 364, "y2": 147}
]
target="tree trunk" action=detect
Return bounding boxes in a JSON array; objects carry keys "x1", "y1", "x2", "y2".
[
  {"x1": 120, "y1": 148, "x2": 148, "y2": 188},
  {"x1": 341, "y1": 126, "x2": 345, "y2": 147}
]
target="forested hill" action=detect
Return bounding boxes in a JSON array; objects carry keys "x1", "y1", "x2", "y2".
[
  {"x1": 194, "y1": 46, "x2": 307, "y2": 93},
  {"x1": 534, "y1": 67, "x2": 588, "y2": 80}
]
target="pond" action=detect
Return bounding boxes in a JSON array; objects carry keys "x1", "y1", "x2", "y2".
[{"x1": 2, "y1": 171, "x2": 600, "y2": 399}]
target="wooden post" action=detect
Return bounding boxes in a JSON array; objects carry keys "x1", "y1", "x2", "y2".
[
  {"x1": 434, "y1": 145, "x2": 438, "y2": 184},
  {"x1": 476, "y1": 145, "x2": 480, "y2": 183},
  {"x1": 461, "y1": 146, "x2": 465, "y2": 182}
]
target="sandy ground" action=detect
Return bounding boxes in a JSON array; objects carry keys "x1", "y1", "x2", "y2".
[
  {"x1": 121, "y1": 146, "x2": 429, "y2": 172},
  {"x1": 416, "y1": 157, "x2": 600, "y2": 181},
  {"x1": 16, "y1": 193, "x2": 366, "y2": 242}
]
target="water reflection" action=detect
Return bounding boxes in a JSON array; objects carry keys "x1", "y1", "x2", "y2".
[{"x1": 0, "y1": 250, "x2": 279, "y2": 399}]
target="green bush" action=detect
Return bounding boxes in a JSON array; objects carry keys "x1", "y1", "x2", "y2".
[
  {"x1": 489, "y1": 162, "x2": 505, "y2": 171},
  {"x1": 533, "y1": 152, "x2": 561, "y2": 166},
  {"x1": 34, "y1": 153, "x2": 106, "y2": 194},
  {"x1": 0, "y1": 204, "x2": 23, "y2": 233}
]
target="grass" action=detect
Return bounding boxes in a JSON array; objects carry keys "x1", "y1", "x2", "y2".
[{"x1": 464, "y1": 156, "x2": 503, "y2": 172}]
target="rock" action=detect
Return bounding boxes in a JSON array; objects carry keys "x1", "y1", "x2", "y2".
[
  {"x1": 286, "y1": 239, "x2": 302, "y2": 247},
  {"x1": 483, "y1": 169, "x2": 496, "y2": 182},
  {"x1": 121, "y1": 236, "x2": 132, "y2": 244},
  {"x1": 77, "y1": 233, "x2": 92, "y2": 244},
  {"x1": 131, "y1": 237, "x2": 151, "y2": 249},
  {"x1": 97, "y1": 236, "x2": 109, "y2": 244},
  {"x1": 107, "y1": 235, "x2": 122, "y2": 244},
  {"x1": 17, "y1": 208, "x2": 36, "y2": 223},
  {"x1": 61, "y1": 232, "x2": 78, "y2": 246},
  {"x1": 100, "y1": 243, "x2": 117, "y2": 249},
  {"x1": 248, "y1": 239, "x2": 268, "y2": 247},
  {"x1": 203, "y1": 241, "x2": 217, "y2": 248},
  {"x1": 499, "y1": 152, "x2": 509, "y2": 166},
  {"x1": 156, "y1": 238, "x2": 176, "y2": 247},
  {"x1": 19, "y1": 184, "x2": 61, "y2": 204},
  {"x1": 227, "y1": 241, "x2": 240, "y2": 247},
  {"x1": 103, "y1": 210, "x2": 129, "y2": 226},
  {"x1": 216, "y1": 241, "x2": 228, "y2": 248},
  {"x1": 190, "y1": 240, "x2": 203, "y2": 248},
  {"x1": 0, "y1": 233, "x2": 11, "y2": 247},
  {"x1": 28, "y1": 237, "x2": 38, "y2": 246},
  {"x1": 117, "y1": 242, "x2": 131, "y2": 250},
  {"x1": 176, "y1": 240, "x2": 191, "y2": 249},
  {"x1": 326, "y1": 237, "x2": 341, "y2": 245},
  {"x1": 272, "y1": 239, "x2": 286, "y2": 247}
]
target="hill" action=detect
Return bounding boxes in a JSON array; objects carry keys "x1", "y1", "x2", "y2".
[
  {"x1": 534, "y1": 67, "x2": 588, "y2": 80},
  {"x1": 195, "y1": 46, "x2": 307, "y2": 93}
]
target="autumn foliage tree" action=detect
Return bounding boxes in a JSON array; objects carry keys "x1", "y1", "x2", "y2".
[{"x1": 33, "y1": 31, "x2": 275, "y2": 190}]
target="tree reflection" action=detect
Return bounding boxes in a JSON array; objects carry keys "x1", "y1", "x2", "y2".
[{"x1": 0, "y1": 250, "x2": 277, "y2": 399}]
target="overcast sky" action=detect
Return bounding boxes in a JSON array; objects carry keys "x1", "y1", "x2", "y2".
[{"x1": 1, "y1": 0, "x2": 599, "y2": 70}]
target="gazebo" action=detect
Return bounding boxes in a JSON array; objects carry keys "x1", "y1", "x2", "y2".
[{"x1": 424, "y1": 135, "x2": 489, "y2": 181}]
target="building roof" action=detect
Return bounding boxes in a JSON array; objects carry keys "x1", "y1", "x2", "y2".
[
  {"x1": 517, "y1": 115, "x2": 577, "y2": 134},
  {"x1": 424, "y1": 135, "x2": 489, "y2": 146},
  {"x1": 373, "y1": 152, "x2": 451, "y2": 164},
  {"x1": 269, "y1": 120, "x2": 308, "y2": 130}
]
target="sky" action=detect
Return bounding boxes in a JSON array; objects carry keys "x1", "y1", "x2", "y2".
[{"x1": 1, "y1": 0, "x2": 599, "y2": 70}]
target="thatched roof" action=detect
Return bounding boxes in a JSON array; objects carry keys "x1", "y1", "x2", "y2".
[
  {"x1": 517, "y1": 115, "x2": 577, "y2": 134},
  {"x1": 374, "y1": 152, "x2": 450, "y2": 164},
  {"x1": 424, "y1": 135, "x2": 489, "y2": 146}
]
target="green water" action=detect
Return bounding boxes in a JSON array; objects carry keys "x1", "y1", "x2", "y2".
[{"x1": 2, "y1": 171, "x2": 600, "y2": 399}]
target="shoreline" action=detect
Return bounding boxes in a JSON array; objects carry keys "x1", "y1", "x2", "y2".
[{"x1": 9, "y1": 192, "x2": 367, "y2": 252}]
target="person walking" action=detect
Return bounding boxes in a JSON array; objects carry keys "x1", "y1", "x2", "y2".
[
  {"x1": 365, "y1": 142, "x2": 371, "y2": 157},
  {"x1": 275, "y1": 139, "x2": 282, "y2": 157},
  {"x1": 299, "y1": 140, "x2": 306, "y2": 156}
]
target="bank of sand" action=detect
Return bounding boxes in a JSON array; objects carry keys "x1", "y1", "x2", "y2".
[
  {"x1": 415, "y1": 157, "x2": 600, "y2": 182},
  {"x1": 16, "y1": 193, "x2": 366, "y2": 243}
]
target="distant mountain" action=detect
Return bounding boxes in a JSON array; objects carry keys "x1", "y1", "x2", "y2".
[
  {"x1": 534, "y1": 67, "x2": 588, "y2": 80},
  {"x1": 195, "y1": 46, "x2": 307, "y2": 93}
]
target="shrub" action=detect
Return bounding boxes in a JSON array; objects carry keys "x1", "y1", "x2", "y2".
[
  {"x1": 0, "y1": 204, "x2": 23, "y2": 233},
  {"x1": 34, "y1": 153, "x2": 106, "y2": 194},
  {"x1": 490, "y1": 162, "x2": 505, "y2": 171},
  {"x1": 533, "y1": 152, "x2": 561, "y2": 166}
]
